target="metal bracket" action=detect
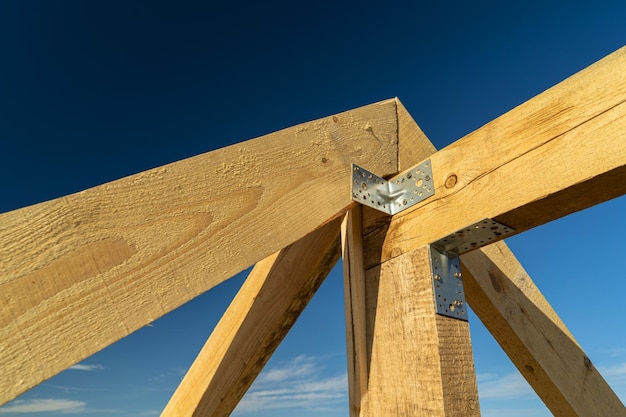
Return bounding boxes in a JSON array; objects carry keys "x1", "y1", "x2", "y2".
[
  {"x1": 430, "y1": 246, "x2": 466, "y2": 320},
  {"x1": 349, "y1": 157, "x2": 515, "y2": 320},
  {"x1": 351, "y1": 160, "x2": 434, "y2": 215},
  {"x1": 430, "y1": 219, "x2": 515, "y2": 320}
]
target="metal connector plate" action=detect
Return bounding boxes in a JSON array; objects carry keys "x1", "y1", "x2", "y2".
[
  {"x1": 430, "y1": 246, "x2": 467, "y2": 320},
  {"x1": 432, "y1": 219, "x2": 515, "y2": 255},
  {"x1": 351, "y1": 160, "x2": 434, "y2": 215},
  {"x1": 429, "y1": 219, "x2": 515, "y2": 320}
]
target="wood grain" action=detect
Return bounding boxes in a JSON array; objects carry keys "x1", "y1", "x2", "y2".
[
  {"x1": 361, "y1": 99, "x2": 439, "y2": 237},
  {"x1": 341, "y1": 207, "x2": 369, "y2": 417},
  {"x1": 364, "y1": 46, "x2": 626, "y2": 269},
  {"x1": 0, "y1": 100, "x2": 399, "y2": 404},
  {"x1": 161, "y1": 217, "x2": 341, "y2": 417},
  {"x1": 363, "y1": 246, "x2": 480, "y2": 416},
  {"x1": 354, "y1": 111, "x2": 479, "y2": 416},
  {"x1": 462, "y1": 242, "x2": 626, "y2": 416},
  {"x1": 396, "y1": 99, "x2": 437, "y2": 171}
]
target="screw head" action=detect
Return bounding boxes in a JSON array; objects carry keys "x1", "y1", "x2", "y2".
[
  {"x1": 433, "y1": 274, "x2": 441, "y2": 281},
  {"x1": 454, "y1": 271, "x2": 462, "y2": 278}
]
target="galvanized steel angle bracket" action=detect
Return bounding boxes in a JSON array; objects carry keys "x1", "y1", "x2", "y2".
[
  {"x1": 430, "y1": 246, "x2": 467, "y2": 320},
  {"x1": 430, "y1": 218, "x2": 515, "y2": 320},
  {"x1": 351, "y1": 159, "x2": 434, "y2": 215}
]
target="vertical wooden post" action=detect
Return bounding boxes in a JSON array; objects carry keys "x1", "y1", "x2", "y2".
[
  {"x1": 343, "y1": 208, "x2": 481, "y2": 416},
  {"x1": 342, "y1": 207, "x2": 369, "y2": 416}
]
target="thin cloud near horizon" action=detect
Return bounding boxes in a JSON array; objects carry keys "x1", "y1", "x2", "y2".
[
  {"x1": 0, "y1": 399, "x2": 86, "y2": 414},
  {"x1": 233, "y1": 355, "x2": 347, "y2": 416},
  {"x1": 67, "y1": 364, "x2": 104, "y2": 372}
]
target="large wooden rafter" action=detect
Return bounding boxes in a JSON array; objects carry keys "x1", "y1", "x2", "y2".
[
  {"x1": 0, "y1": 100, "x2": 399, "y2": 403},
  {"x1": 362, "y1": 46, "x2": 626, "y2": 269},
  {"x1": 0, "y1": 46, "x2": 625, "y2": 416}
]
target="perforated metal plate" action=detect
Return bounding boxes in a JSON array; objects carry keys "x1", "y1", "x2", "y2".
[
  {"x1": 351, "y1": 160, "x2": 434, "y2": 215},
  {"x1": 432, "y1": 219, "x2": 515, "y2": 255},
  {"x1": 429, "y1": 219, "x2": 515, "y2": 320},
  {"x1": 430, "y1": 246, "x2": 467, "y2": 320}
]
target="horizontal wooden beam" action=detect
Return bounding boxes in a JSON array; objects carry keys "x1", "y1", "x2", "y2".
[
  {"x1": 162, "y1": 217, "x2": 341, "y2": 417},
  {"x1": 462, "y1": 242, "x2": 625, "y2": 416},
  {"x1": 363, "y1": 46, "x2": 626, "y2": 269},
  {"x1": 0, "y1": 100, "x2": 400, "y2": 404}
]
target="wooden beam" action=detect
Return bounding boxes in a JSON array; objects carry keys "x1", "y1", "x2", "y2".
[
  {"x1": 165, "y1": 103, "x2": 434, "y2": 417},
  {"x1": 162, "y1": 217, "x2": 341, "y2": 417},
  {"x1": 363, "y1": 46, "x2": 626, "y2": 269},
  {"x1": 361, "y1": 100, "x2": 438, "y2": 237},
  {"x1": 461, "y1": 242, "x2": 626, "y2": 416},
  {"x1": 361, "y1": 245, "x2": 480, "y2": 416},
  {"x1": 341, "y1": 207, "x2": 369, "y2": 416},
  {"x1": 0, "y1": 100, "x2": 399, "y2": 404},
  {"x1": 396, "y1": 99, "x2": 437, "y2": 171},
  {"x1": 349, "y1": 109, "x2": 479, "y2": 416}
]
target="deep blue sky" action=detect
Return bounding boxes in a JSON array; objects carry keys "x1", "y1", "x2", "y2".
[{"x1": 1, "y1": 1, "x2": 625, "y2": 416}]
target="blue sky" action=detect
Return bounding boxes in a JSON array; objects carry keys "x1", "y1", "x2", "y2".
[{"x1": 1, "y1": 1, "x2": 625, "y2": 416}]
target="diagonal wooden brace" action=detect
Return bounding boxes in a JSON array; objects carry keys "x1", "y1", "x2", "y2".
[{"x1": 462, "y1": 242, "x2": 626, "y2": 417}]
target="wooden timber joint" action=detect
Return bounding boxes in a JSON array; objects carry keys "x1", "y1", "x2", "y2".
[
  {"x1": 351, "y1": 158, "x2": 516, "y2": 321},
  {"x1": 351, "y1": 159, "x2": 434, "y2": 214}
]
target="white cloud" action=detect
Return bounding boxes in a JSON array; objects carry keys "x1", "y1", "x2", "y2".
[
  {"x1": 598, "y1": 362, "x2": 626, "y2": 399},
  {"x1": 477, "y1": 372, "x2": 551, "y2": 416},
  {"x1": 68, "y1": 364, "x2": 104, "y2": 371},
  {"x1": 256, "y1": 354, "x2": 317, "y2": 383},
  {"x1": 599, "y1": 348, "x2": 626, "y2": 358},
  {"x1": 148, "y1": 373, "x2": 168, "y2": 382},
  {"x1": 477, "y1": 371, "x2": 535, "y2": 400},
  {"x1": 0, "y1": 399, "x2": 86, "y2": 414},
  {"x1": 233, "y1": 355, "x2": 347, "y2": 415},
  {"x1": 600, "y1": 362, "x2": 626, "y2": 378},
  {"x1": 136, "y1": 411, "x2": 160, "y2": 416}
]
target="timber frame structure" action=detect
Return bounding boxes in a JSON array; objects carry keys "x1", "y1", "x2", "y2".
[{"x1": 1, "y1": 47, "x2": 626, "y2": 416}]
